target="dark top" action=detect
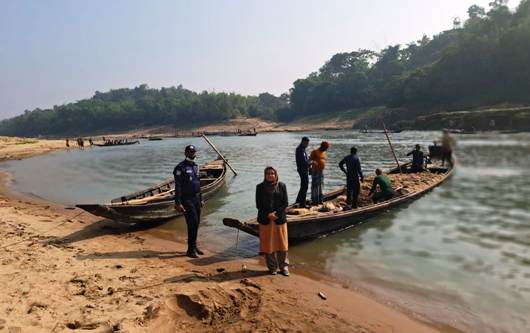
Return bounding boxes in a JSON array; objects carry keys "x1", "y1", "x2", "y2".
[
  {"x1": 339, "y1": 154, "x2": 363, "y2": 181},
  {"x1": 407, "y1": 150, "x2": 424, "y2": 168},
  {"x1": 173, "y1": 159, "x2": 202, "y2": 205},
  {"x1": 295, "y1": 144, "x2": 309, "y2": 171},
  {"x1": 369, "y1": 175, "x2": 395, "y2": 195},
  {"x1": 255, "y1": 182, "x2": 288, "y2": 225}
]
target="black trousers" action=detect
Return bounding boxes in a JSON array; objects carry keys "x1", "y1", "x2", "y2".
[
  {"x1": 346, "y1": 178, "x2": 360, "y2": 207},
  {"x1": 182, "y1": 197, "x2": 201, "y2": 250},
  {"x1": 296, "y1": 169, "x2": 309, "y2": 206}
]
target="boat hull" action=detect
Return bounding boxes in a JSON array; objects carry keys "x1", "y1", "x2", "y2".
[{"x1": 77, "y1": 160, "x2": 226, "y2": 223}]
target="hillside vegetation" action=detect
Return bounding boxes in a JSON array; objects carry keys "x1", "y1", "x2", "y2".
[{"x1": 1, "y1": 0, "x2": 530, "y2": 136}]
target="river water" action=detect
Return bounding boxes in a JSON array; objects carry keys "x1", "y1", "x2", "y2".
[{"x1": 2, "y1": 131, "x2": 529, "y2": 333}]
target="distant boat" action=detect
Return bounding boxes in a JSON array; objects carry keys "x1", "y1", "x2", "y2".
[
  {"x1": 358, "y1": 129, "x2": 402, "y2": 134},
  {"x1": 76, "y1": 159, "x2": 226, "y2": 223},
  {"x1": 93, "y1": 140, "x2": 140, "y2": 147},
  {"x1": 237, "y1": 132, "x2": 257, "y2": 136},
  {"x1": 148, "y1": 137, "x2": 163, "y2": 141}
]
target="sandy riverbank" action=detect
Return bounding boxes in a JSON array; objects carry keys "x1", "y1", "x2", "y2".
[
  {"x1": 0, "y1": 136, "x2": 65, "y2": 161},
  {"x1": 0, "y1": 137, "x2": 448, "y2": 332},
  {"x1": 90, "y1": 116, "x2": 354, "y2": 139}
]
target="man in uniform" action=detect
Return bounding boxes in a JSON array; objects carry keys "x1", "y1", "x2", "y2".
[
  {"x1": 174, "y1": 145, "x2": 205, "y2": 258},
  {"x1": 295, "y1": 137, "x2": 310, "y2": 208},
  {"x1": 339, "y1": 146, "x2": 364, "y2": 208}
]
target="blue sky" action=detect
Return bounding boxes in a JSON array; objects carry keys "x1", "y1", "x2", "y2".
[{"x1": 0, "y1": 0, "x2": 521, "y2": 119}]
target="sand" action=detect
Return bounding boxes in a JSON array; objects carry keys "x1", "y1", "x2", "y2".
[
  {"x1": 0, "y1": 137, "x2": 447, "y2": 332},
  {"x1": 0, "y1": 136, "x2": 65, "y2": 161}
]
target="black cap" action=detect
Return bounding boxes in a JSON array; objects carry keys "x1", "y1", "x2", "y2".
[
  {"x1": 185, "y1": 145, "x2": 197, "y2": 153},
  {"x1": 301, "y1": 136, "x2": 309, "y2": 142}
]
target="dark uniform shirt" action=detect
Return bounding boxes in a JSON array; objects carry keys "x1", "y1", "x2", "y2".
[
  {"x1": 339, "y1": 155, "x2": 363, "y2": 181},
  {"x1": 295, "y1": 144, "x2": 309, "y2": 171},
  {"x1": 173, "y1": 159, "x2": 202, "y2": 205},
  {"x1": 407, "y1": 150, "x2": 424, "y2": 168}
]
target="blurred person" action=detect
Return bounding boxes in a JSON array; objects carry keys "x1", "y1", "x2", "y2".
[{"x1": 441, "y1": 130, "x2": 456, "y2": 167}]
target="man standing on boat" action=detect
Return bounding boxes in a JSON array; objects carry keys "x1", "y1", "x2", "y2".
[
  {"x1": 339, "y1": 146, "x2": 364, "y2": 208},
  {"x1": 174, "y1": 145, "x2": 205, "y2": 258},
  {"x1": 309, "y1": 141, "x2": 329, "y2": 205},
  {"x1": 406, "y1": 144, "x2": 424, "y2": 173},
  {"x1": 295, "y1": 137, "x2": 310, "y2": 208}
]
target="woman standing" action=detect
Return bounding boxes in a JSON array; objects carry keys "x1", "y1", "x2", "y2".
[{"x1": 256, "y1": 166, "x2": 289, "y2": 276}]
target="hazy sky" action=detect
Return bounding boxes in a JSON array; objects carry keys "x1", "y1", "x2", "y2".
[{"x1": 0, "y1": 0, "x2": 522, "y2": 119}]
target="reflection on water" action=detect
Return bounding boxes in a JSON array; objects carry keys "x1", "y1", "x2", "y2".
[{"x1": 2, "y1": 131, "x2": 530, "y2": 333}]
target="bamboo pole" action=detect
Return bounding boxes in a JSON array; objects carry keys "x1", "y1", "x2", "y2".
[
  {"x1": 201, "y1": 134, "x2": 238, "y2": 176},
  {"x1": 381, "y1": 121, "x2": 402, "y2": 174}
]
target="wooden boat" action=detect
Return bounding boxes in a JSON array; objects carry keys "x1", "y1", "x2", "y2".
[
  {"x1": 148, "y1": 137, "x2": 163, "y2": 141},
  {"x1": 76, "y1": 159, "x2": 226, "y2": 223},
  {"x1": 238, "y1": 132, "x2": 257, "y2": 136},
  {"x1": 223, "y1": 159, "x2": 454, "y2": 242},
  {"x1": 93, "y1": 140, "x2": 140, "y2": 147}
]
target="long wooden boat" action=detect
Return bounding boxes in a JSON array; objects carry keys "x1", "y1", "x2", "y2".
[
  {"x1": 223, "y1": 158, "x2": 454, "y2": 242},
  {"x1": 76, "y1": 159, "x2": 226, "y2": 223},
  {"x1": 93, "y1": 140, "x2": 140, "y2": 147}
]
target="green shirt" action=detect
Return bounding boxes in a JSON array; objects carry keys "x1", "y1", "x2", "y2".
[{"x1": 370, "y1": 175, "x2": 394, "y2": 195}]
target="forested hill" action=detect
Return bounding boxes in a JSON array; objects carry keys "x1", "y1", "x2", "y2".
[
  {"x1": 0, "y1": 85, "x2": 288, "y2": 136},
  {"x1": 287, "y1": 0, "x2": 530, "y2": 119},
  {"x1": 1, "y1": 0, "x2": 530, "y2": 136}
]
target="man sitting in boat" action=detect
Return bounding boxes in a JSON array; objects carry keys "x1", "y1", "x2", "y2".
[
  {"x1": 406, "y1": 144, "x2": 424, "y2": 173},
  {"x1": 368, "y1": 168, "x2": 395, "y2": 203}
]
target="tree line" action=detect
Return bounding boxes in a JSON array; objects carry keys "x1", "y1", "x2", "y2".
[
  {"x1": 286, "y1": 0, "x2": 530, "y2": 119},
  {"x1": 1, "y1": 0, "x2": 529, "y2": 136},
  {"x1": 0, "y1": 85, "x2": 288, "y2": 136}
]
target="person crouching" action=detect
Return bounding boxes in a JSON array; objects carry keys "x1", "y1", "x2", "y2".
[
  {"x1": 255, "y1": 166, "x2": 289, "y2": 276},
  {"x1": 368, "y1": 168, "x2": 395, "y2": 204}
]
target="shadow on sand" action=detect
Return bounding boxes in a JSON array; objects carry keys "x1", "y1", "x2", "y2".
[
  {"x1": 163, "y1": 269, "x2": 270, "y2": 285},
  {"x1": 51, "y1": 218, "x2": 168, "y2": 244}
]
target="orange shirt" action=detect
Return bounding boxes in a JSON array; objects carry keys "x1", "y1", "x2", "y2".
[{"x1": 310, "y1": 149, "x2": 326, "y2": 171}]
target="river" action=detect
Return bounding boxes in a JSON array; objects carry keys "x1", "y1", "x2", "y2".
[{"x1": 2, "y1": 131, "x2": 529, "y2": 333}]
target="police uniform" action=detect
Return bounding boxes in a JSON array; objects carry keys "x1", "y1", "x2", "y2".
[{"x1": 173, "y1": 156, "x2": 202, "y2": 254}]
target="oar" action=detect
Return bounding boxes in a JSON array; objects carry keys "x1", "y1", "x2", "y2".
[
  {"x1": 201, "y1": 134, "x2": 238, "y2": 176},
  {"x1": 381, "y1": 120, "x2": 402, "y2": 174}
]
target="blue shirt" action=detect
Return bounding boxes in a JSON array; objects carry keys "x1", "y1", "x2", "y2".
[
  {"x1": 339, "y1": 154, "x2": 363, "y2": 181},
  {"x1": 295, "y1": 144, "x2": 309, "y2": 171},
  {"x1": 173, "y1": 159, "x2": 202, "y2": 204}
]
